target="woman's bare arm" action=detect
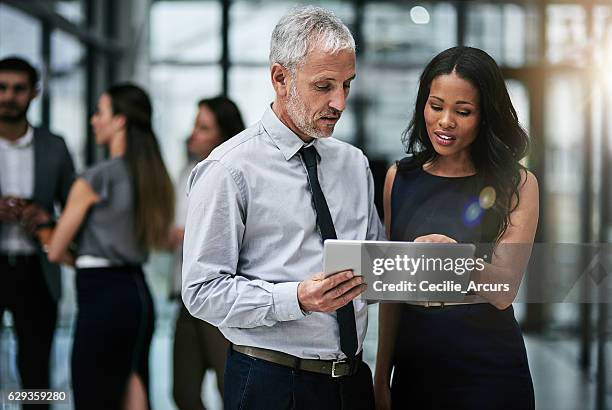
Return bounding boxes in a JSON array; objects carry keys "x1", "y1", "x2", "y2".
[{"x1": 47, "y1": 178, "x2": 99, "y2": 264}]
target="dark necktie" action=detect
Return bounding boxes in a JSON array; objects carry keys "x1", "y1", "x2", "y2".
[{"x1": 300, "y1": 145, "x2": 358, "y2": 358}]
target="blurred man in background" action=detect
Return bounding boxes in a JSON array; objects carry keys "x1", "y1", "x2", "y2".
[{"x1": 0, "y1": 56, "x2": 75, "y2": 409}]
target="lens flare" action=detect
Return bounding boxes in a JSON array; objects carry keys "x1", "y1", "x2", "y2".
[
  {"x1": 463, "y1": 198, "x2": 484, "y2": 227},
  {"x1": 479, "y1": 186, "x2": 496, "y2": 209}
]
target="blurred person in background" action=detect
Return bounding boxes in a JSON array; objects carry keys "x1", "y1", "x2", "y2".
[
  {"x1": 45, "y1": 83, "x2": 174, "y2": 410},
  {"x1": 170, "y1": 95, "x2": 245, "y2": 410},
  {"x1": 0, "y1": 56, "x2": 75, "y2": 410}
]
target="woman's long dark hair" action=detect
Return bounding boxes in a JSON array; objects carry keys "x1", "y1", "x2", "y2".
[
  {"x1": 106, "y1": 83, "x2": 174, "y2": 250},
  {"x1": 198, "y1": 95, "x2": 246, "y2": 142},
  {"x1": 400, "y1": 46, "x2": 529, "y2": 242}
]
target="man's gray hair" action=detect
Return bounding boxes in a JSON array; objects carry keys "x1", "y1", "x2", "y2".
[{"x1": 269, "y1": 6, "x2": 355, "y2": 72}]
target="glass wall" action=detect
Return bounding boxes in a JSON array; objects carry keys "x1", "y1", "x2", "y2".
[
  {"x1": 50, "y1": 30, "x2": 87, "y2": 171},
  {"x1": 363, "y1": 2, "x2": 456, "y2": 65}
]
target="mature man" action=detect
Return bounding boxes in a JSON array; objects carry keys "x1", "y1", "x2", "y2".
[
  {"x1": 0, "y1": 57, "x2": 75, "y2": 406},
  {"x1": 182, "y1": 6, "x2": 384, "y2": 409}
]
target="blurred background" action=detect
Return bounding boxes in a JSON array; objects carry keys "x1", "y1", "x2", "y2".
[{"x1": 0, "y1": 0, "x2": 611, "y2": 409}]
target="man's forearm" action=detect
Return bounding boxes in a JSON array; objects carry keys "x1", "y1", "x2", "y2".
[{"x1": 182, "y1": 272, "x2": 305, "y2": 328}]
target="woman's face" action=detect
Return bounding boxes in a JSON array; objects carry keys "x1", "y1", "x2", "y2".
[
  {"x1": 188, "y1": 104, "x2": 222, "y2": 159},
  {"x1": 424, "y1": 71, "x2": 481, "y2": 161},
  {"x1": 90, "y1": 93, "x2": 123, "y2": 145}
]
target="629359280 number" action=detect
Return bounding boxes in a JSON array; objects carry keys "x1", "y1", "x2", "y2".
[{"x1": 2, "y1": 389, "x2": 69, "y2": 404}]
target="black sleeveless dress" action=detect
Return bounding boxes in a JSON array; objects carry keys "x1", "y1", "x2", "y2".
[{"x1": 389, "y1": 158, "x2": 535, "y2": 410}]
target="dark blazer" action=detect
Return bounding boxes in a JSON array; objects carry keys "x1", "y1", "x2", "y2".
[{"x1": 0, "y1": 127, "x2": 76, "y2": 302}]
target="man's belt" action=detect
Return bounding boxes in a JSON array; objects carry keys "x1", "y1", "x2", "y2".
[{"x1": 232, "y1": 344, "x2": 362, "y2": 378}]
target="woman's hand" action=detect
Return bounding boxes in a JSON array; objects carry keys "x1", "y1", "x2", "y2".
[
  {"x1": 58, "y1": 251, "x2": 75, "y2": 266},
  {"x1": 374, "y1": 376, "x2": 392, "y2": 410},
  {"x1": 414, "y1": 234, "x2": 457, "y2": 243}
]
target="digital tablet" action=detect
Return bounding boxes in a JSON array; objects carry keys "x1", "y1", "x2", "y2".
[
  {"x1": 324, "y1": 240, "x2": 480, "y2": 302},
  {"x1": 323, "y1": 239, "x2": 477, "y2": 277}
]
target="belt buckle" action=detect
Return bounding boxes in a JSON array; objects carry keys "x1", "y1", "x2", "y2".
[
  {"x1": 425, "y1": 301, "x2": 444, "y2": 308},
  {"x1": 331, "y1": 359, "x2": 347, "y2": 378}
]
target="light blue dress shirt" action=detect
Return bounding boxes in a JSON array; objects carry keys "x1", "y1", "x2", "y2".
[{"x1": 182, "y1": 106, "x2": 385, "y2": 360}]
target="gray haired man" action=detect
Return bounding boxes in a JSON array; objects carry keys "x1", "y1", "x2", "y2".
[{"x1": 182, "y1": 6, "x2": 384, "y2": 409}]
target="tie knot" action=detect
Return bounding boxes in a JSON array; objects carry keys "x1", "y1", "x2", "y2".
[{"x1": 300, "y1": 146, "x2": 318, "y2": 168}]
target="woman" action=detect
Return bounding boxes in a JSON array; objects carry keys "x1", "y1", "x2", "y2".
[
  {"x1": 374, "y1": 46, "x2": 539, "y2": 410},
  {"x1": 170, "y1": 96, "x2": 245, "y2": 410},
  {"x1": 46, "y1": 84, "x2": 174, "y2": 410}
]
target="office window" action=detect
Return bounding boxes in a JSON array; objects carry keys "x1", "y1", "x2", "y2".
[
  {"x1": 592, "y1": 5, "x2": 612, "y2": 66},
  {"x1": 467, "y1": 3, "x2": 538, "y2": 68},
  {"x1": 546, "y1": 4, "x2": 588, "y2": 66},
  {"x1": 54, "y1": 0, "x2": 84, "y2": 25},
  {"x1": 466, "y1": 4, "x2": 504, "y2": 62},
  {"x1": 363, "y1": 2, "x2": 456, "y2": 65},
  {"x1": 150, "y1": 0, "x2": 221, "y2": 63},
  {"x1": 545, "y1": 73, "x2": 585, "y2": 242},
  {"x1": 49, "y1": 30, "x2": 87, "y2": 171}
]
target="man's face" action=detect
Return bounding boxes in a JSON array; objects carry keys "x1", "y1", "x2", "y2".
[
  {"x1": 0, "y1": 71, "x2": 36, "y2": 123},
  {"x1": 284, "y1": 48, "x2": 355, "y2": 139}
]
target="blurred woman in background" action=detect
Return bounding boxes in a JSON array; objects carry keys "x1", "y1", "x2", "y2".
[
  {"x1": 46, "y1": 83, "x2": 174, "y2": 410},
  {"x1": 170, "y1": 96, "x2": 245, "y2": 410}
]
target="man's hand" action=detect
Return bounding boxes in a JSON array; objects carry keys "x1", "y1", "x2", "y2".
[
  {"x1": 297, "y1": 270, "x2": 365, "y2": 313},
  {"x1": 20, "y1": 203, "x2": 52, "y2": 234},
  {"x1": 0, "y1": 196, "x2": 27, "y2": 222}
]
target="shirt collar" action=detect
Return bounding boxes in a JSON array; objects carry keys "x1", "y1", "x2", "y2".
[
  {"x1": 0, "y1": 126, "x2": 34, "y2": 150},
  {"x1": 261, "y1": 105, "x2": 319, "y2": 161}
]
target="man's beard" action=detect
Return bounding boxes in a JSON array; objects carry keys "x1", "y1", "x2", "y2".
[
  {"x1": 0, "y1": 102, "x2": 29, "y2": 123},
  {"x1": 286, "y1": 81, "x2": 339, "y2": 139}
]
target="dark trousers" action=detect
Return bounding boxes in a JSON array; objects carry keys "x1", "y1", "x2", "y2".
[
  {"x1": 173, "y1": 304, "x2": 229, "y2": 410},
  {"x1": 224, "y1": 348, "x2": 375, "y2": 410},
  {"x1": 0, "y1": 254, "x2": 57, "y2": 410}
]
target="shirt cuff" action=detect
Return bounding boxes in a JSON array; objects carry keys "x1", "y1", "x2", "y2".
[{"x1": 272, "y1": 281, "x2": 306, "y2": 321}]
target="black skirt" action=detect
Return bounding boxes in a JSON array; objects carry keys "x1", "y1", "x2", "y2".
[
  {"x1": 71, "y1": 266, "x2": 155, "y2": 410},
  {"x1": 391, "y1": 303, "x2": 535, "y2": 410}
]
